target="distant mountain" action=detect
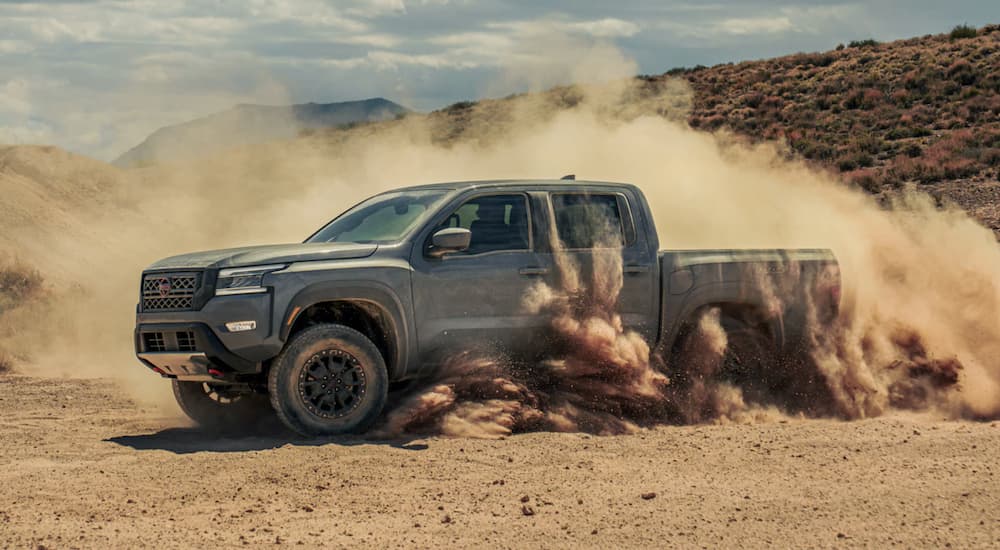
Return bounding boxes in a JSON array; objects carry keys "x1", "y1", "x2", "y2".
[{"x1": 113, "y1": 98, "x2": 409, "y2": 167}]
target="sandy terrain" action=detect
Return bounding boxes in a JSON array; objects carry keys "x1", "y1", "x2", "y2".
[{"x1": 0, "y1": 375, "x2": 997, "y2": 548}]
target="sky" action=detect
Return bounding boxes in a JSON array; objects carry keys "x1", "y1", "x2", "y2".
[{"x1": 0, "y1": 0, "x2": 997, "y2": 161}]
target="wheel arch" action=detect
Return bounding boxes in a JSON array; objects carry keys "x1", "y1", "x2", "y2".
[
  {"x1": 278, "y1": 282, "x2": 412, "y2": 380},
  {"x1": 659, "y1": 281, "x2": 786, "y2": 358}
]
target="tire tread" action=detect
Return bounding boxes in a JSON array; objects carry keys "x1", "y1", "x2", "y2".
[{"x1": 268, "y1": 323, "x2": 388, "y2": 436}]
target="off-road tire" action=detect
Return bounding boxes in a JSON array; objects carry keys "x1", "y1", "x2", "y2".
[
  {"x1": 172, "y1": 380, "x2": 273, "y2": 432},
  {"x1": 268, "y1": 324, "x2": 388, "y2": 437},
  {"x1": 668, "y1": 312, "x2": 776, "y2": 386},
  {"x1": 669, "y1": 309, "x2": 836, "y2": 416}
]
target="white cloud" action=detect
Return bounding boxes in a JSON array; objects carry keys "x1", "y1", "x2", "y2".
[
  {"x1": 313, "y1": 50, "x2": 479, "y2": 71},
  {"x1": 568, "y1": 18, "x2": 642, "y2": 38},
  {"x1": 0, "y1": 79, "x2": 35, "y2": 116},
  {"x1": 779, "y1": 4, "x2": 864, "y2": 34},
  {"x1": 367, "y1": 50, "x2": 478, "y2": 70},
  {"x1": 0, "y1": 40, "x2": 32, "y2": 54},
  {"x1": 717, "y1": 16, "x2": 794, "y2": 35},
  {"x1": 425, "y1": 17, "x2": 641, "y2": 69},
  {"x1": 333, "y1": 33, "x2": 403, "y2": 48},
  {"x1": 487, "y1": 17, "x2": 641, "y2": 40},
  {"x1": 0, "y1": 122, "x2": 55, "y2": 145},
  {"x1": 29, "y1": 17, "x2": 103, "y2": 43},
  {"x1": 244, "y1": 0, "x2": 368, "y2": 32},
  {"x1": 345, "y1": 0, "x2": 457, "y2": 17}
]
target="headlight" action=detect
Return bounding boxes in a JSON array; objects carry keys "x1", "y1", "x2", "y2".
[{"x1": 215, "y1": 264, "x2": 286, "y2": 296}]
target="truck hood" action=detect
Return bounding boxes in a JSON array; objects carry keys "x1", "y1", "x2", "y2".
[{"x1": 146, "y1": 242, "x2": 378, "y2": 271}]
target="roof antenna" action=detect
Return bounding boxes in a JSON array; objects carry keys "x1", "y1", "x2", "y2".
[{"x1": 560, "y1": 174, "x2": 576, "y2": 180}]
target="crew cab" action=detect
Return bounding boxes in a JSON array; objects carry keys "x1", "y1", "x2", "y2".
[{"x1": 135, "y1": 179, "x2": 839, "y2": 435}]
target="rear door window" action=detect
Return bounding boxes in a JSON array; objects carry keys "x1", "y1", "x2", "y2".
[{"x1": 551, "y1": 193, "x2": 630, "y2": 249}]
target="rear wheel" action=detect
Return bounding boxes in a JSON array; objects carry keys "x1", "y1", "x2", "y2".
[
  {"x1": 268, "y1": 324, "x2": 388, "y2": 436},
  {"x1": 668, "y1": 308, "x2": 833, "y2": 417},
  {"x1": 172, "y1": 380, "x2": 273, "y2": 432},
  {"x1": 665, "y1": 309, "x2": 778, "y2": 421}
]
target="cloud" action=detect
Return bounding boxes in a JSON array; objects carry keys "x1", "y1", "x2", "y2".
[
  {"x1": 488, "y1": 17, "x2": 641, "y2": 39},
  {"x1": 0, "y1": 0, "x2": 996, "y2": 160},
  {"x1": 0, "y1": 40, "x2": 32, "y2": 54},
  {"x1": 0, "y1": 122, "x2": 55, "y2": 145},
  {"x1": 569, "y1": 18, "x2": 642, "y2": 38},
  {"x1": 244, "y1": 0, "x2": 368, "y2": 32},
  {"x1": 0, "y1": 78, "x2": 34, "y2": 115},
  {"x1": 717, "y1": 16, "x2": 794, "y2": 36}
]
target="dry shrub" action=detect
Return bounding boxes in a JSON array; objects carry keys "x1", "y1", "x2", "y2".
[
  {"x1": 0, "y1": 261, "x2": 43, "y2": 306},
  {"x1": 0, "y1": 260, "x2": 46, "y2": 375},
  {"x1": 950, "y1": 24, "x2": 978, "y2": 41}
]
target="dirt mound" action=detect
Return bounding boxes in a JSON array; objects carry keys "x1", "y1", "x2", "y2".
[
  {"x1": 0, "y1": 145, "x2": 131, "y2": 224},
  {"x1": 0, "y1": 145, "x2": 136, "y2": 273}
]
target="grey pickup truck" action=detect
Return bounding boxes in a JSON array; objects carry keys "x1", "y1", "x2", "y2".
[{"x1": 135, "y1": 179, "x2": 839, "y2": 435}]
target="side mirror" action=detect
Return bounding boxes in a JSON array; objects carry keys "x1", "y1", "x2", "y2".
[{"x1": 430, "y1": 227, "x2": 471, "y2": 256}]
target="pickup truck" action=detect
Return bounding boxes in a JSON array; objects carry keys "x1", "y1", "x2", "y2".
[{"x1": 135, "y1": 179, "x2": 840, "y2": 435}]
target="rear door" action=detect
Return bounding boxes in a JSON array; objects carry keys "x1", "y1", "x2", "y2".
[
  {"x1": 546, "y1": 190, "x2": 658, "y2": 336},
  {"x1": 409, "y1": 191, "x2": 551, "y2": 361}
]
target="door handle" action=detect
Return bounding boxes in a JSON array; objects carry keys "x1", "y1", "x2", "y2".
[
  {"x1": 624, "y1": 265, "x2": 650, "y2": 274},
  {"x1": 519, "y1": 266, "x2": 549, "y2": 276}
]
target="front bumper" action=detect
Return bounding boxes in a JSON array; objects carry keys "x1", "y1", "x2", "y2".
[
  {"x1": 135, "y1": 291, "x2": 284, "y2": 381},
  {"x1": 137, "y1": 351, "x2": 212, "y2": 380}
]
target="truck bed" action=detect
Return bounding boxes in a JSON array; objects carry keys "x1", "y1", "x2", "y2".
[{"x1": 656, "y1": 248, "x2": 839, "y2": 353}]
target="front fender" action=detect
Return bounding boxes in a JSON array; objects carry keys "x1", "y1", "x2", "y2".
[{"x1": 272, "y1": 264, "x2": 416, "y2": 379}]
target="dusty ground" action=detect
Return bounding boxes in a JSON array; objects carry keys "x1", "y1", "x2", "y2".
[{"x1": 0, "y1": 375, "x2": 998, "y2": 549}]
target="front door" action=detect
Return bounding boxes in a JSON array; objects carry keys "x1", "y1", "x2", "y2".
[{"x1": 410, "y1": 192, "x2": 550, "y2": 363}]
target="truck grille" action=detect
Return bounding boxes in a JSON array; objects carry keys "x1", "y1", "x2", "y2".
[
  {"x1": 141, "y1": 272, "x2": 201, "y2": 311},
  {"x1": 143, "y1": 332, "x2": 166, "y2": 352},
  {"x1": 142, "y1": 330, "x2": 199, "y2": 352},
  {"x1": 176, "y1": 331, "x2": 197, "y2": 352}
]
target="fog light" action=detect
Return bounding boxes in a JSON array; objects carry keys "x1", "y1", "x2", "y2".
[{"x1": 225, "y1": 320, "x2": 256, "y2": 332}]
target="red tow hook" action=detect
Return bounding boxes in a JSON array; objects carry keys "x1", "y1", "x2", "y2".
[
  {"x1": 151, "y1": 366, "x2": 166, "y2": 376},
  {"x1": 208, "y1": 368, "x2": 225, "y2": 378}
]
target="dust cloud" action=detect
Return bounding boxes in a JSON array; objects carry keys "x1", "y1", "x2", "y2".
[
  {"x1": 381, "y1": 234, "x2": 669, "y2": 437},
  {"x1": 4, "y1": 37, "x2": 1000, "y2": 430}
]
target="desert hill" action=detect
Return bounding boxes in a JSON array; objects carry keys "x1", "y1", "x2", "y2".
[
  {"x1": 682, "y1": 26, "x2": 999, "y2": 185},
  {"x1": 678, "y1": 25, "x2": 1000, "y2": 222},
  {"x1": 0, "y1": 145, "x2": 133, "y2": 253},
  {"x1": 113, "y1": 97, "x2": 409, "y2": 167}
]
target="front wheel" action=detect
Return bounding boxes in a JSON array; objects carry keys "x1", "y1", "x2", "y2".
[
  {"x1": 268, "y1": 324, "x2": 388, "y2": 436},
  {"x1": 172, "y1": 380, "x2": 273, "y2": 432}
]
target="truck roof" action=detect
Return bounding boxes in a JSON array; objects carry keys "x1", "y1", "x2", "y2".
[{"x1": 397, "y1": 179, "x2": 639, "y2": 193}]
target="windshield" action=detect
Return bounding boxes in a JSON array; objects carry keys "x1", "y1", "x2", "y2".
[{"x1": 306, "y1": 190, "x2": 449, "y2": 244}]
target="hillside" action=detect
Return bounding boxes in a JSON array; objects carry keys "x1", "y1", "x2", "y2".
[
  {"x1": 113, "y1": 98, "x2": 409, "y2": 167},
  {"x1": 677, "y1": 24, "x2": 1000, "y2": 222},
  {"x1": 0, "y1": 145, "x2": 133, "y2": 251}
]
